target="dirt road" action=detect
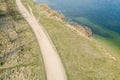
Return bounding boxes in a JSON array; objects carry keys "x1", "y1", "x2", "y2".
[{"x1": 16, "y1": 0, "x2": 67, "y2": 80}]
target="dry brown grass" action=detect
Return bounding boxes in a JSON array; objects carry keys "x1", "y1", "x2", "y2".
[
  {"x1": 0, "y1": 0, "x2": 46, "y2": 80},
  {"x1": 39, "y1": 3, "x2": 65, "y2": 21}
]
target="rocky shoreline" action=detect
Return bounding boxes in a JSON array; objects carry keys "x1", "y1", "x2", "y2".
[{"x1": 39, "y1": 3, "x2": 92, "y2": 37}]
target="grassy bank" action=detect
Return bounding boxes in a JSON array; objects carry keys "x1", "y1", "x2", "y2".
[
  {"x1": 73, "y1": 17, "x2": 120, "y2": 53},
  {"x1": 38, "y1": 13, "x2": 120, "y2": 80},
  {"x1": 0, "y1": 0, "x2": 45, "y2": 80},
  {"x1": 21, "y1": 0, "x2": 120, "y2": 80}
]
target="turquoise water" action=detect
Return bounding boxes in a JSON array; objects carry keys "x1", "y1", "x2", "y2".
[{"x1": 37, "y1": 0, "x2": 120, "y2": 48}]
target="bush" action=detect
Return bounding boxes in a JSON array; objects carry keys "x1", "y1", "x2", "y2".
[{"x1": 0, "y1": 3, "x2": 7, "y2": 16}]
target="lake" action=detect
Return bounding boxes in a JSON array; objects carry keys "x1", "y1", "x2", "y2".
[{"x1": 36, "y1": 0, "x2": 120, "y2": 48}]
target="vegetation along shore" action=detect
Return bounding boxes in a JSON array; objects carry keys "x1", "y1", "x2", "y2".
[{"x1": 0, "y1": 0, "x2": 120, "y2": 80}]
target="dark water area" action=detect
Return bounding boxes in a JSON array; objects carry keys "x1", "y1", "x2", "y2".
[
  {"x1": 36, "y1": 0, "x2": 120, "y2": 48},
  {"x1": 36, "y1": 0, "x2": 120, "y2": 34}
]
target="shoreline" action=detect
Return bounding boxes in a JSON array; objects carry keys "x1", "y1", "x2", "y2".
[
  {"x1": 39, "y1": 3, "x2": 92, "y2": 37},
  {"x1": 21, "y1": 0, "x2": 120, "y2": 79},
  {"x1": 38, "y1": 2, "x2": 120, "y2": 56}
]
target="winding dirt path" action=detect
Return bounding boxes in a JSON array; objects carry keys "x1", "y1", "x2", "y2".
[{"x1": 16, "y1": 0, "x2": 67, "y2": 80}]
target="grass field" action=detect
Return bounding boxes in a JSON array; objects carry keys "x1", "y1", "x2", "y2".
[
  {"x1": 0, "y1": 0, "x2": 45, "y2": 80},
  {"x1": 21, "y1": 0, "x2": 120, "y2": 80}
]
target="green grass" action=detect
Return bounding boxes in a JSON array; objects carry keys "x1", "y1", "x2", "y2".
[
  {"x1": 0, "y1": 0, "x2": 45, "y2": 80},
  {"x1": 38, "y1": 13, "x2": 120, "y2": 80},
  {"x1": 94, "y1": 35, "x2": 120, "y2": 55},
  {"x1": 73, "y1": 17, "x2": 120, "y2": 53},
  {"x1": 21, "y1": 0, "x2": 120, "y2": 80}
]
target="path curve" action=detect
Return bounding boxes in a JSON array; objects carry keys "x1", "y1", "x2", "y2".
[{"x1": 16, "y1": 0, "x2": 67, "y2": 80}]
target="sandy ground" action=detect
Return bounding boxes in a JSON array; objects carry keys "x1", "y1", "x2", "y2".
[{"x1": 16, "y1": 0, "x2": 67, "y2": 80}]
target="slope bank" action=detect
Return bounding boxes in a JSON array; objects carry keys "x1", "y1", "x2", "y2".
[{"x1": 22, "y1": 0, "x2": 120, "y2": 80}]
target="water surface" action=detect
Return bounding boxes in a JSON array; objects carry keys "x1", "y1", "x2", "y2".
[{"x1": 37, "y1": 0, "x2": 120, "y2": 48}]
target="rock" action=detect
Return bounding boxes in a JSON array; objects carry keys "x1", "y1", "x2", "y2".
[
  {"x1": 39, "y1": 3, "x2": 65, "y2": 21},
  {"x1": 71, "y1": 23, "x2": 92, "y2": 37}
]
